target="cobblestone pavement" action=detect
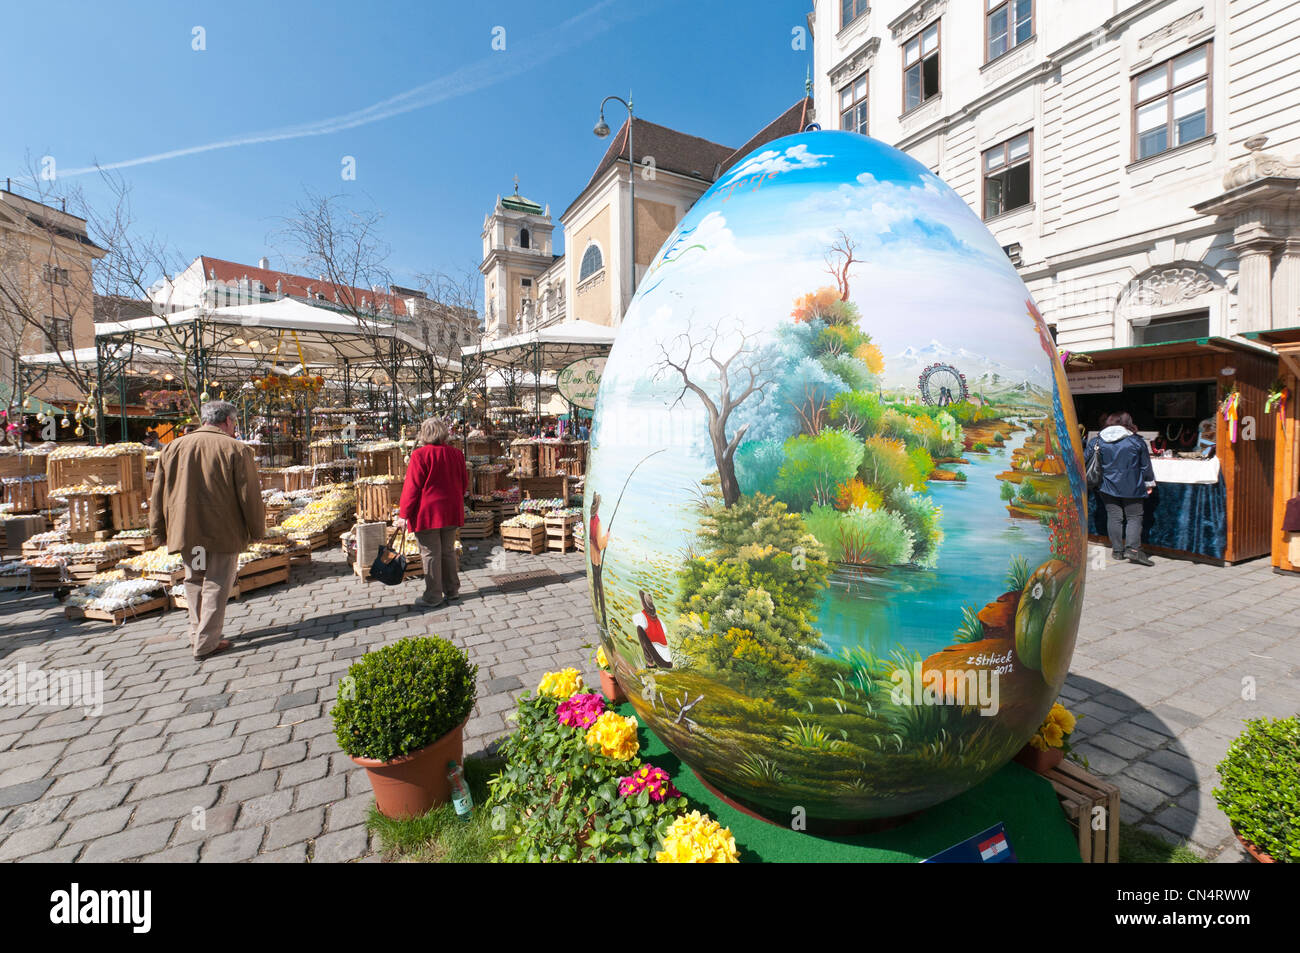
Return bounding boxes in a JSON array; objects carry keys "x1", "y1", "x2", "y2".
[{"x1": 0, "y1": 540, "x2": 1295, "y2": 862}]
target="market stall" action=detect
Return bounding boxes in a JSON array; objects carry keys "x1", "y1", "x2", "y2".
[{"x1": 1068, "y1": 336, "x2": 1277, "y2": 564}]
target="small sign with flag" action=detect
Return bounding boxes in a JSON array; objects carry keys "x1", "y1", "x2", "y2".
[{"x1": 923, "y1": 822, "x2": 1018, "y2": 863}]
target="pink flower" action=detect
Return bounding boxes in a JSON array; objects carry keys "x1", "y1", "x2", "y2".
[
  {"x1": 557, "y1": 692, "x2": 606, "y2": 728},
  {"x1": 619, "y1": 764, "x2": 680, "y2": 803}
]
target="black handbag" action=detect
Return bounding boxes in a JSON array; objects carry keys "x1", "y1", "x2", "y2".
[
  {"x1": 370, "y1": 526, "x2": 408, "y2": 586},
  {"x1": 1085, "y1": 440, "x2": 1103, "y2": 491}
]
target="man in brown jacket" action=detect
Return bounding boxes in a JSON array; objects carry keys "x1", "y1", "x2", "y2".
[{"x1": 149, "y1": 400, "x2": 264, "y2": 660}]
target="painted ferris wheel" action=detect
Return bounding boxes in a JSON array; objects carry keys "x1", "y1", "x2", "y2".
[{"x1": 917, "y1": 362, "x2": 969, "y2": 407}]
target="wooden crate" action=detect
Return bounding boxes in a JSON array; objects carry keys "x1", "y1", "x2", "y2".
[
  {"x1": 110, "y1": 490, "x2": 148, "y2": 530},
  {"x1": 286, "y1": 531, "x2": 330, "y2": 551},
  {"x1": 544, "y1": 513, "x2": 579, "y2": 553},
  {"x1": 259, "y1": 469, "x2": 288, "y2": 492},
  {"x1": 357, "y1": 446, "x2": 405, "y2": 480},
  {"x1": 1044, "y1": 760, "x2": 1121, "y2": 863},
  {"x1": 143, "y1": 566, "x2": 186, "y2": 587},
  {"x1": 356, "y1": 482, "x2": 402, "y2": 522},
  {"x1": 519, "y1": 476, "x2": 567, "y2": 504},
  {"x1": 48, "y1": 448, "x2": 146, "y2": 495},
  {"x1": 288, "y1": 544, "x2": 312, "y2": 567},
  {"x1": 460, "y1": 511, "x2": 495, "y2": 540},
  {"x1": 65, "y1": 557, "x2": 124, "y2": 582},
  {"x1": 284, "y1": 469, "x2": 312, "y2": 492},
  {"x1": 64, "y1": 493, "x2": 111, "y2": 536},
  {"x1": 67, "y1": 594, "x2": 168, "y2": 627},
  {"x1": 114, "y1": 534, "x2": 158, "y2": 553},
  {"x1": 502, "y1": 523, "x2": 545, "y2": 554},
  {"x1": 27, "y1": 565, "x2": 67, "y2": 589},
  {"x1": 2, "y1": 478, "x2": 48, "y2": 513}
]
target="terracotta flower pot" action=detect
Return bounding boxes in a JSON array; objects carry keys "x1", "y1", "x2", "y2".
[
  {"x1": 1234, "y1": 829, "x2": 1276, "y2": 864},
  {"x1": 1014, "y1": 743, "x2": 1064, "y2": 774},
  {"x1": 600, "y1": 670, "x2": 627, "y2": 704},
  {"x1": 351, "y1": 717, "x2": 468, "y2": 820}
]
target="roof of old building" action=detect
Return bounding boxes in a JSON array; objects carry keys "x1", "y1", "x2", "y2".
[
  {"x1": 195, "y1": 256, "x2": 412, "y2": 317},
  {"x1": 718, "y1": 97, "x2": 814, "y2": 175}
]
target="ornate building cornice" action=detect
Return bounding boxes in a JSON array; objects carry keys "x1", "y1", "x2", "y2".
[
  {"x1": 888, "y1": 0, "x2": 945, "y2": 40},
  {"x1": 827, "y1": 36, "x2": 881, "y2": 88},
  {"x1": 1222, "y1": 137, "x2": 1300, "y2": 191}
]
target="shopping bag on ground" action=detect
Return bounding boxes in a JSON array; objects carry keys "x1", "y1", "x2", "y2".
[{"x1": 370, "y1": 526, "x2": 408, "y2": 586}]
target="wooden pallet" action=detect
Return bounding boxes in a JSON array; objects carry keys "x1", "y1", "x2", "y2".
[
  {"x1": 65, "y1": 557, "x2": 124, "y2": 581},
  {"x1": 0, "y1": 571, "x2": 31, "y2": 589},
  {"x1": 26, "y1": 566, "x2": 67, "y2": 589},
  {"x1": 1044, "y1": 760, "x2": 1121, "y2": 863},
  {"x1": 239, "y1": 565, "x2": 289, "y2": 594},
  {"x1": 110, "y1": 490, "x2": 149, "y2": 530},
  {"x1": 67, "y1": 594, "x2": 168, "y2": 627}
]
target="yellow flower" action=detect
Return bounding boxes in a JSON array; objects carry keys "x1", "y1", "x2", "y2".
[
  {"x1": 1041, "y1": 722, "x2": 1065, "y2": 748},
  {"x1": 1047, "y1": 702, "x2": 1076, "y2": 735},
  {"x1": 1028, "y1": 732, "x2": 1047, "y2": 751},
  {"x1": 596, "y1": 646, "x2": 609, "y2": 670},
  {"x1": 585, "y1": 711, "x2": 639, "y2": 761},
  {"x1": 537, "y1": 668, "x2": 584, "y2": 699},
  {"x1": 656, "y1": 811, "x2": 739, "y2": 863}
]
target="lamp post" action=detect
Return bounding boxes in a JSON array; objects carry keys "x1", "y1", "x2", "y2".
[{"x1": 593, "y1": 94, "x2": 636, "y2": 310}]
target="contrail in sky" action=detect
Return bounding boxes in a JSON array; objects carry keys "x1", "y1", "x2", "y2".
[{"x1": 62, "y1": 0, "x2": 627, "y2": 177}]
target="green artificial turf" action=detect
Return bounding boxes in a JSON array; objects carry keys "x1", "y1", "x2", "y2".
[{"x1": 624, "y1": 703, "x2": 1083, "y2": 863}]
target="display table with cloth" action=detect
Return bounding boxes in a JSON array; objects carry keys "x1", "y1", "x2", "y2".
[{"x1": 1089, "y1": 459, "x2": 1226, "y2": 560}]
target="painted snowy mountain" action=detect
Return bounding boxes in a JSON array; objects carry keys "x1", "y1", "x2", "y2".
[{"x1": 879, "y1": 340, "x2": 1052, "y2": 400}]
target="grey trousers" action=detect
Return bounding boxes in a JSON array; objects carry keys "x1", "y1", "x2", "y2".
[
  {"x1": 181, "y1": 550, "x2": 239, "y2": 657},
  {"x1": 414, "y1": 528, "x2": 459, "y2": 603},
  {"x1": 1100, "y1": 492, "x2": 1145, "y2": 553}
]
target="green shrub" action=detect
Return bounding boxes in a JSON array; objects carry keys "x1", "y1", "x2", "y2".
[
  {"x1": 1214, "y1": 716, "x2": 1299, "y2": 861},
  {"x1": 972, "y1": 441, "x2": 988, "y2": 453},
  {"x1": 888, "y1": 486, "x2": 943, "y2": 568},
  {"x1": 838, "y1": 505, "x2": 914, "y2": 566},
  {"x1": 331, "y1": 636, "x2": 478, "y2": 763},
  {"x1": 1000, "y1": 482, "x2": 1016, "y2": 502}
]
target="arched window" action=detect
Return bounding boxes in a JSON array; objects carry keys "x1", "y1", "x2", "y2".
[
  {"x1": 519, "y1": 228, "x2": 530, "y2": 249},
  {"x1": 579, "y1": 243, "x2": 604, "y2": 281}
]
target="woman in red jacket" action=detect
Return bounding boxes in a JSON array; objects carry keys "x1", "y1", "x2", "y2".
[{"x1": 398, "y1": 418, "x2": 468, "y2": 608}]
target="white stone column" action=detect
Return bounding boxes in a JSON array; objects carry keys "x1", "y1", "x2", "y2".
[
  {"x1": 1231, "y1": 236, "x2": 1278, "y2": 334},
  {"x1": 1272, "y1": 236, "x2": 1300, "y2": 330}
]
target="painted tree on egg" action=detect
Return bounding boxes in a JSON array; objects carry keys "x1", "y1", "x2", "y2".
[{"x1": 652, "y1": 316, "x2": 773, "y2": 507}]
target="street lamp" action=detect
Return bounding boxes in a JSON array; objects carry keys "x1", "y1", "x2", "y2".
[{"x1": 594, "y1": 94, "x2": 636, "y2": 306}]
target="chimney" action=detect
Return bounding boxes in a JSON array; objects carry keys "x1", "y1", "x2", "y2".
[{"x1": 258, "y1": 256, "x2": 270, "y2": 270}]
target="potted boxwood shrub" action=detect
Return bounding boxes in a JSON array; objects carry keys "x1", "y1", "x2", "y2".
[
  {"x1": 1213, "y1": 715, "x2": 1299, "y2": 863},
  {"x1": 331, "y1": 635, "x2": 477, "y2": 819}
]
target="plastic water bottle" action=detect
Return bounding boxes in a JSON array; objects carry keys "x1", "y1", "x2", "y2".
[{"x1": 448, "y1": 760, "x2": 473, "y2": 821}]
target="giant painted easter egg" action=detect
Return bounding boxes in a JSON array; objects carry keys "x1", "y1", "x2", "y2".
[{"x1": 585, "y1": 131, "x2": 1086, "y2": 821}]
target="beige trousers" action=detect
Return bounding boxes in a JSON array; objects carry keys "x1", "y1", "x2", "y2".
[
  {"x1": 414, "y1": 528, "x2": 459, "y2": 603},
  {"x1": 182, "y1": 550, "x2": 239, "y2": 657}
]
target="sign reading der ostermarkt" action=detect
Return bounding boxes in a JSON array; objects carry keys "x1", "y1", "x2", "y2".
[{"x1": 557, "y1": 357, "x2": 605, "y2": 410}]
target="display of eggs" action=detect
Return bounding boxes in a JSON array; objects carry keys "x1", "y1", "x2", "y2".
[{"x1": 586, "y1": 131, "x2": 1087, "y2": 820}]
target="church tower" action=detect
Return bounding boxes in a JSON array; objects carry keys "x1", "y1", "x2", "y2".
[{"x1": 480, "y1": 179, "x2": 555, "y2": 340}]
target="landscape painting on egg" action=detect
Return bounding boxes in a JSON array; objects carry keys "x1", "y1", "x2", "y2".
[{"x1": 585, "y1": 131, "x2": 1087, "y2": 821}]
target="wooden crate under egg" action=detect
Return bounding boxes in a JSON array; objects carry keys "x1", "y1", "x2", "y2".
[
  {"x1": 2, "y1": 478, "x2": 48, "y2": 513},
  {"x1": 356, "y1": 446, "x2": 405, "y2": 480},
  {"x1": 110, "y1": 490, "x2": 148, "y2": 530}
]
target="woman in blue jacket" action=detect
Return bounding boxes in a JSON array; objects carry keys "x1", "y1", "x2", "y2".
[{"x1": 1088, "y1": 411, "x2": 1157, "y2": 566}]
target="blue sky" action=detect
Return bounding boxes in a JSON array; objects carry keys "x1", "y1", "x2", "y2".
[{"x1": 1, "y1": 0, "x2": 812, "y2": 290}]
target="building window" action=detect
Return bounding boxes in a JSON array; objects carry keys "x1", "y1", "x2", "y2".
[
  {"x1": 47, "y1": 315, "x2": 72, "y2": 347},
  {"x1": 903, "y1": 22, "x2": 940, "y2": 113},
  {"x1": 839, "y1": 74, "x2": 868, "y2": 135},
  {"x1": 983, "y1": 132, "x2": 1032, "y2": 219},
  {"x1": 520, "y1": 228, "x2": 530, "y2": 249},
  {"x1": 1133, "y1": 44, "x2": 1211, "y2": 161},
  {"x1": 986, "y1": 0, "x2": 1032, "y2": 62},
  {"x1": 579, "y1": 244, "x2": 604, "y2": 281},
  {"x1": 521, "y1": 277, "x2": 532, "y2": 287},
  {"x1": 43, "y1": 264, "x2": 70, "y2": 285},
  {"x1": 841, "y1": 0, "x2": 867, "y2": 29},
  {"x1": 1132, "y1": 311, "x2": 1210, "y2": 346}
]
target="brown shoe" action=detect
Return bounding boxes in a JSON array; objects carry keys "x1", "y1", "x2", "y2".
[{"x1": 196, "y1": 639, "x2": 233, "y2": 660}]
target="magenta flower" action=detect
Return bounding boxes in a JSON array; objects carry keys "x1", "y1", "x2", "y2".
[
  {"x1": 557, "y1": 692, "x2": 606, "y2": 728},
  {"x1": 619, "y1": 764, "x2": 681, "y2": 803}
]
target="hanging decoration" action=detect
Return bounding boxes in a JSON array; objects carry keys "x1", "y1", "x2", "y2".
[
  {"x1": 1219, "y1": 387, "x2": 1241, "y2": 443},
  {"x1": 1264, "y1": 379, "x2": 1288, "y2": 427},
  {"x1": 251, "y1": 373, "x2": 324, "y2": 397}
]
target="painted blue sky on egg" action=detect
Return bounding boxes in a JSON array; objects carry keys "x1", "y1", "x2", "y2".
[{"x1": 599, "y1": 131, "x2": 1056, "y2": 457}]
